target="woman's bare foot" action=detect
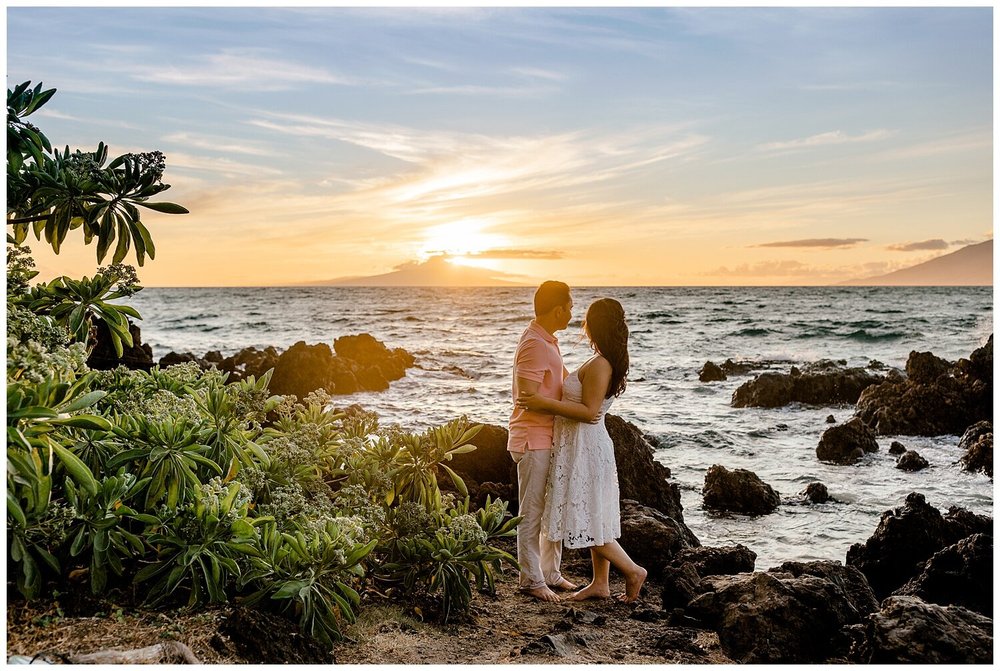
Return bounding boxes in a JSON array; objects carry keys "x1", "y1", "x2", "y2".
[
  {"x1": 618, "y1": 567, "x2": 647, "y2": 603},
  {"x1": 565, "y1": 582, "x2": 611, "y2": 601},
  {"x1": 550, "y1": 578, "x2": 580, "y2": 591},
  {"x1": 523, "y1": 585, "x2": 561, "y2": 602}
]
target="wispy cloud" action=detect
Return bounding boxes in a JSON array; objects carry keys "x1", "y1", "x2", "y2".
[
  {"x1": 709, "y1": 260, "x2": 810, "y2": 277},
  {"x1": 887, "y1": 239, "x2": 949, "y2": 252},
  {"x1": 759, "y1": 129, "x2": 892, "y2": 152},
  {"x1": 466, "y1": 249, "x2": 564, "y2": 259},
  {"x1": 752, "y1": 238, "x2": 867, "y2": 249},
  {"x1": 162, "y1": 132, "x2": 275, "y2": 157},
  {"x1": 131, "y1": 49, "x2": 355, "y2": 89},
  {"x1": 510, "y1": 66, "x2": 568, "y2": 81}
]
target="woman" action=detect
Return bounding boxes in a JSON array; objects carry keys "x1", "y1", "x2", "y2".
[{"x1": 516, "y1": 298, "x2": 647, "y2": 603}]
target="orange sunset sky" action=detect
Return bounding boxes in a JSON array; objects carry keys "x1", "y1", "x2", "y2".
[{"x1": 9, "y1": 7, "x2": 994, "y2": 287}]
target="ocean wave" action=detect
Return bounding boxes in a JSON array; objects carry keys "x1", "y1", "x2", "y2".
[
  {"x1": 845, "y1": 329, "x2": 909, "y2": 342},
  {"x1": 732, "y1": 327, "x2": 774, "y2": 337}
]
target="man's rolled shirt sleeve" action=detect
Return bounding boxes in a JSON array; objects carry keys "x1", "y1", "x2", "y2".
[{"x1": 515, "y1": 340, "x2": 547, "y2": 382}]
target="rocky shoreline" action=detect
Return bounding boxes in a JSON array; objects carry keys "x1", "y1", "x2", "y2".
[{"x1": 18, "y1": 327, "x2": 990, "y2": 664}]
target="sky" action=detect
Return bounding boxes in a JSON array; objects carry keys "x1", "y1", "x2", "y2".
[{"x1": 7, "y1": 6, "x2": 994, "y2": 286}]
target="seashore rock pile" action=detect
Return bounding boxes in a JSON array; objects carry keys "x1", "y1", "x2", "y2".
[
  {"x1": 158, "y1": 333, "x2": 415, "y2": 399},
  {"x1": 816, "y1": 417, "x2": 879, "y2": 465},
  {"x1": 854, "y1": 336, "x2": 992, "y2": 435},
  {"x1": 731, "y1": 360, "x2": 885, "y2": 408},
  {"x1": 702, "y1": 465, "x2": 780, "y2": 515}
]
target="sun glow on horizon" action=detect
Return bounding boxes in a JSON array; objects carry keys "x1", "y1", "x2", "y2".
[{"x1": 417, "y1": 220, "x2": 511, "y2": 261}]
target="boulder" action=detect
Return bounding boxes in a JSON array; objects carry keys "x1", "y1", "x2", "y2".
[
  {"x1": 448, "y1": 424, "x2": 517, "y2": 510},
  {"x1": 905, "y1": 351, "x2": 953, "y2": 384},
  {"x1": 265, "y1": 336, "x2": 415, "y2": 399},
  {"x1": 845, "y1": 492, "x2": 992, "y2": 599},
  {"x1": 606, "y1": 414, "x2": 686, "y2": 523},
  {"x1": 888, "y1": 440, "x2": 907, "y2": 455},
  {"x1": 855, "y1": 337, "x2": 992, "y2": 436},
  {"x1": 720, "y1": 358, "x2": 757, "y2": 376},
  {"x1": 856, "y1": 596, "x2": 993, "y2": 664},
  {"x1": 159, "y1": 351, "x2": 201, "y2": 368},
  {"x1": 660, "y1": 562, "x2": 704, "y2": 610},
  {"x1": 670, "y1": 544, "x2": 756, "y2": 577},
  {"x1": 698, "y1": 361, "x2": 726, "y2": 382},
  {"x1": 732, "y1": 363, "x2": 883, "y2": 408},
  {"x1": 959, "y1": 421, "x2": 993, "y2": 478},
  {"x1": 87, "y1": 318, "x2": 155, "y2": 371},
  {"x1": 619, "y1": 499, "x2": 699, "y2": 576},
  {"x1": 816, "y1": 418, "x2": 879, "y2": 465},
  {"x1": 825, "y1": 414, "x2": 836, "y2": 424},
  {"x1": 686, "y1": 561, "x2": 878, "y2": 663},
  {"x1": 895, "y1": 450, "x2": 928, "y2": 472},
  {"x1": 894, "y1": 533, "x2": 993, "y2": 616},
  {"x1": 702, "y1": 465, "x2": 780, "y2": 515},
  {"x1": 801, "y1": 482, "x2": 831, "y2": 503}
]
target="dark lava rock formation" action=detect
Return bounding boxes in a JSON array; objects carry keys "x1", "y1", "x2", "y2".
[
  {"x1": 845, "y1": 492, "x2": 992, "y2": 600},
  {"x1": 685, "y1": 561, "x2": 878, "y2": 663},
  {"x1": 958, "y1": 420, "x2": 993, "y2": 478},
  {"x1": 698, "y1": 361, "x2": 726, "y2": 382},
  {"x1": 816, "y1": 417, "x2": 879, "y2": 465},
  {"x1": 895, "y1": 450, "x2": 929, "y2": 472},
  {"x1": 87, "y1": 318, "x2": 155, "y2": 371},
  {"x1": 702, "y1": 465, "x2": 780, "y2": 515},
  {"x1": 731, "y1": 360, "x2": 884, "y2": 408},
  {"x1": 854, "y1": 336, "x2": 992, "y2": 435},
  {"x1": 159, "y1": 334, "x2": 415, "y2": 399},
  {"x1": 619, "y1": 500, "x2": 699, "y2": 576},
  {"x1": 801, "y1": 482, "x2": 831, "y2": 503},
  {"x1": 855, "y1": 596, "x2": 993, "y2": 664},
  {"x1": 894, "y1": 533, "x2": 993, "y2": 617}
]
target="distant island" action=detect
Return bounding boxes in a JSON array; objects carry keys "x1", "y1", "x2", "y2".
[
  {"x1": 840, "y1": 240, "x2": 993, "y2": 286},
  {"x1": 298, "y1": 254, "x2": 529, "y2": 287}
]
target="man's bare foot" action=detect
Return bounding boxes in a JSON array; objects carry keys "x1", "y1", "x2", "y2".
[
  {"x1": 523, "y1": 585, "x2": 561, "y2": 602},
  {"x1": 550, "y1": 578, "x2": 580, "y2": 591},
  {"x1": 565, "y1": 582, "x2": 611, "y2": 601},
  {"x1": 618, "y1": 567, "x2": 648, "y2": 603}
]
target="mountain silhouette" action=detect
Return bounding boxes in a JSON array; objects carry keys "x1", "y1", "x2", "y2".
[
  {"x1": 840, "y1": 240, "x2": 992, "y2": 286},
  {"x1": 304, "y1": 254, "x2": 529, "y2": 286}
]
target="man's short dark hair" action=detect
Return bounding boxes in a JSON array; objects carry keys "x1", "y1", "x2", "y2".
[{"x1": 534, "y1": 280, "x2": 571, "y2": 317}]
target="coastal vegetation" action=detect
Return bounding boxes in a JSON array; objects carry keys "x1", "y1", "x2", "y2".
[{"x1": 6, "y1": 82, "x2": 519, "y2": 649}]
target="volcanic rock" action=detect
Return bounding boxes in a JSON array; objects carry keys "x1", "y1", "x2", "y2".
[
  {"x1": 670, "y1": 544, "x2": 756, "y2": 577},
  {"x1": 731, "y1": 362, "x2": 883, "y2": 408},
  {"x1": 888, "y1": 440, "x2": 907, "y2": 455},
  {"x1": 801, "y1": 482, "x2": 831, "y2": 503},
  {"x1": 856, "y1": 596, "x2": 993, "y2": 664},
  {"x1": 686, "y1": 561, "x2": 878, "y2": 663},
  {"x1": 845, "y1": 492, "x2": 992, "y2": 599},
  {"x1": 87, "y1": 318, "x2": 154, "y2": 371},
  {"x1": 825, "y1": 414, "x2": 836, "y2": 423},
  {"x1": 895, "y1": 450, "x2": 929, "y2": 471},
  {"x1": 816, "y1": 418, "x2": 879, "y2": 465},
  {"x1": 720, "y1": 359, "x2": 757, "y2": 376},
  {"x1": 959, "y1": 421, "x2": 993, "y2": 478},
  {"x1": 698, "y1": 361, "x2": 726, "y2": 382},
  {"x1": 855, "y1": 337, "x2": 993, "y2": 436},
  {"x1": 702, "y1": 465, "x2": 780, "y2": 515},
  {"x1": 660, "y1": 563, "x2": 704, "y2": 610},
  {"x1": 619, "y1": 500, "x2": 699, "y2": 577},
  {"x1": 894, "y1": 533, "x2": 993, "y2": 616}
]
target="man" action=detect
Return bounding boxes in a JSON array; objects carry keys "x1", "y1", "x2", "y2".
[{"x1": 508, "y1": 280, "x2": 578, "y2": 602}]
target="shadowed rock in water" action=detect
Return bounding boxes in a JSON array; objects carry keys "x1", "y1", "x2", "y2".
[
  {"x1": 816, "y1": 417, "x2": 879, "y2": 465},
  {"x1": 958, "y1": 421, "x2": 993, "y2": 478},
  {"x1": 888, "y1": 440, "x2": 907, "y2": 455},
  {"x1": 895, "y1": 450, "x2": 929, "y2": 471},
  {"x1": 855, "y1": 596, "x2": 993, "y2": 664},
  {"x1": 698, "y1": 361, "x2": 726, "y2": 382},
  {"x1": 801, "y1": 482, "x2": 832, "y2": 503},
  {"x1": 702, "y1": 465, "x2": 780, "y2": 515},
  {"x1": 685, "y1": 561, "x2": 878, "y2": 663},
  {"x1": 894, "y1": 533, "x2": 993, "y2": 617},
  {"x1": 845, "y1": 492, "x2": 992, "y2": 600},
  {"x1": 731, "y1": 361, "x2": 884, "y2": 408},
  {"x1": 855, "y1": 336, "x2": 993, "y2": 436}
]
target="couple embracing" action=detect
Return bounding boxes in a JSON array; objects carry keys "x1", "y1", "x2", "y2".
[{"x1": 507, "y1": 281, "x2": 647, "y2": 603}]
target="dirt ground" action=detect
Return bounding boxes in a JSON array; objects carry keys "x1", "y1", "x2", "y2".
[{"x1": 6, "y1": 544, "x2": 732, "y2": 664}]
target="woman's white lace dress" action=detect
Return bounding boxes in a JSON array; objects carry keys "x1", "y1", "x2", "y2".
[{"x1": 541, "y1": 369, "x2": 620, "y2": 549}]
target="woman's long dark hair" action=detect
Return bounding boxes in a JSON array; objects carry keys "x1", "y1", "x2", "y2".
[{"x1": 583, "y1": 298, "x2": 629, "y2": 399}]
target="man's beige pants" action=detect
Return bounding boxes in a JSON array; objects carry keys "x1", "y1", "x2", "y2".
[{"x1": 512, "y1": 449, "x2": 564, "y2": 590}]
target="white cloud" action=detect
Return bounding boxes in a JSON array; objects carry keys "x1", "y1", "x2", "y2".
[
  {"x1": 758, "y1": 129, "x2": 893, "y2": 152},
  {"x1": 130, "y1": 49, "x2": 354, "y2": 89}
]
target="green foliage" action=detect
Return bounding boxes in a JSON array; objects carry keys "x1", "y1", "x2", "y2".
[
  {"x1": 20, "y1": 266, "x2": 143, "y2": 357},
  {"x1": 7, "y1": 81, "x2": 188, "y2": 265}
]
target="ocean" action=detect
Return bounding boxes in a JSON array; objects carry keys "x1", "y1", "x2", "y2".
[{"x1": 124, "y1": 286, "x2": 994, "y2": 569}]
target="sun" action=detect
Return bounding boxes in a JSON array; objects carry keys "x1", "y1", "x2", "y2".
[{"x1": 418, "y1": 220, "x2": 510, "y2": 267}]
